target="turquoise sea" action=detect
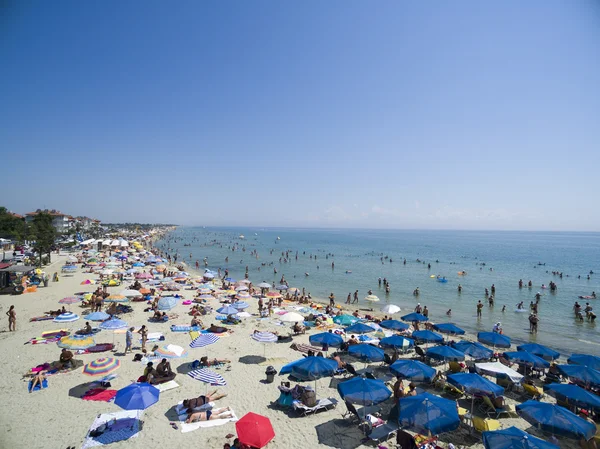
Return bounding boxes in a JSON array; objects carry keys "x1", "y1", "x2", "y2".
[{"x1": 155, "y1": 227, "x2": 600, "y2": 357}]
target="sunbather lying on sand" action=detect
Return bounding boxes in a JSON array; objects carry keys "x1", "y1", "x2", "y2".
[
  {"x1": 200, "y1": 356, "x2": 231, "y2": 367},
  {"x1": 29, "y1": 371, "x2": 46, "y2": 392},
  {"x1": 183, "y1": 390, "x2": 228, "y2": 411},
  {"x1": 185, "y1": 406, "x2": 233, "y2": 423}
]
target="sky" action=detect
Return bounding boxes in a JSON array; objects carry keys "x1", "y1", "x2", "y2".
[{"x1": 1, "y1": 1, "x2": 599, "y2": 231}]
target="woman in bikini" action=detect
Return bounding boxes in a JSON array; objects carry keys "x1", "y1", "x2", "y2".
[
  {"x1": 183, "y1": 390, "x2": 228, "y2": 412},
  {"x1": 6, "y1": 305, "x2": 16, "y2": 331},
  {"x1": 185, "y1": 407, "x2": 233, "y2": 423}
]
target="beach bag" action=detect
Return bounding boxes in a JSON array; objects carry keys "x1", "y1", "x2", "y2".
[{"x1": 277, "y1": 391, "x2": 293, "y2": 408}]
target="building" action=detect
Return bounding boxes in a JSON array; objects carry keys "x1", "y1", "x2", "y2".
[{"x1": 25, "y1": 209, "x2": 72, "y2": 232}]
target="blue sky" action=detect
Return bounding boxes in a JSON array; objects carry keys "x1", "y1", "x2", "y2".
[{"x1": 1, "y1": 1, "x2": 599, "y2": 231}]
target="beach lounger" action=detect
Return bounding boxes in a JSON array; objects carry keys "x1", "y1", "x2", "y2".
[
  {"x1": 479, "y1": 395, "x2": 517, "y2": 418},
  {"x1": 368, "y1": 421, "x2": 399, "y2": 442},
  {"x1": 292, "y1": 398, "x2": 338, "y2": 416},
  {"x1": 522, "y1": 382, "x2": 544, "y2": 400},
  {"x1": 342, "y1": 400, "x2": 380, "y2": 422},
  {"x1": 449, "y1": 361, "x2": 464, "y2": 373},
  {"x1": 290, "y1": 343, "x2": 322, "y2": 354},
  {"x1": 472, "y1": 415, "x2": 502, "y2": 432},
  {"x1": 444, "y1": 382, "x2": 465, "y2": 398}
]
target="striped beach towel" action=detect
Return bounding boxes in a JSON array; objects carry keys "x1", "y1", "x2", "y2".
[{"x1": 171, "y1": 325, "x2": 201, "y2": 332}]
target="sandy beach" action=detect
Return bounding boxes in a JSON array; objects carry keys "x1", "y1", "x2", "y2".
[{"x1": 0, "y1": 249, "x2": 587, "y2": 449}]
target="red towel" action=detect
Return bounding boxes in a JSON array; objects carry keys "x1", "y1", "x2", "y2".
[{"x1": 82, "y1": 388, "x2": 117, "y2": 402}]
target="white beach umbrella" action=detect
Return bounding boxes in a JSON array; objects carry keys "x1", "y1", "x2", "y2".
[
  {"x1": 380, "y1": 304, "x2": 401, "y2": 314},
  {"x1": 120, "y1": 289, "x2": 143, "y2": 297},
  {"x1": 280, "y1": 312, "x2": 305, "y2": 323}
]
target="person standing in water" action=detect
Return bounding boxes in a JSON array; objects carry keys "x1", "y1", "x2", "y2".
[{"x1": 477, "y1": 300, "x2": 483, "y2": 318}]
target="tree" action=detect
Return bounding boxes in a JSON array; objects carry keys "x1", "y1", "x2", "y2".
[
  {"x1": 31, "y1": 212, "x2": 57, "y2": 266},
  {"x1": 0, "y1": 207, "x2": 26, "y2": 241},
  {"x1": 90, "y1": 222, "x2": 103, "y2": 239}
]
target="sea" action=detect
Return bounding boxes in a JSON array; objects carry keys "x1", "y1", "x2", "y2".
[{"x1": 155, "y1": 227, "x2": 600, "y2": 357}]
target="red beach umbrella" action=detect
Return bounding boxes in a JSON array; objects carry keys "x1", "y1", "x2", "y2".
[{"x1": 235, "y1": 412, "x2": 275, "y2": 448}]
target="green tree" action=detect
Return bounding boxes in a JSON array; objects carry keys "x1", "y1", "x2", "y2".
[
  {"x1": 0, "y1": 207, "x2": 26, "y2": 240},
  {"x1": 31, "y1": 212, "x2": 57, "y2": 266}
]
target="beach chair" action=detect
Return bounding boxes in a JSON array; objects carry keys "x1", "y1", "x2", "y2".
[
  {"x1": 414, "y1": 346, "x2": 426, "y2": 361},
  {"x1": 522, "y1": 382, "x2": 544, "y2": 400},
  {"x1": 342, "y1": 400, "x2": 380, "y2": 422},
  {"x1": 443, "y1": 382, "x2": 465, "y2": 399},
  {"x1": 449, "y1": 361, "x2": 463, "y2": 373},
  {"x1": 368, "y1": 421, "x2": 399, "y2": 443},
  {"x1": 292, "y1": 398, "x2": 338, "y2": 416},
  {"x1": 472, "y1": 415, "x2": 502, "y2": 432},
  {"x1": 479, "y1": 396, "x2": 517, "y2": 418}
]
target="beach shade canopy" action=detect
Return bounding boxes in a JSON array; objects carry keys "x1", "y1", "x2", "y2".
[
  {"x1": 217, "y1": 305, "x2": 239, "y2": 315},
  {"x1": 482, "y1": 426, "x2": 560, "y2": 449},
  {"x1": 401, "y1": 312, "x2": 428, "y2": 322},
  {"x1": 399, "y1": 392, "x2": 460, "y2": 435},
  {"x1": 380, "y1": 304, "x2": 401, "y2": 314},
  {"x1": 99, "y1": 318, "x2": 128, "y2": 330},
  {"x1": 380, "y1": 320, "x2": 410, "y2": 331},
  {"x1": 119, "y1": 289, "x2": 143, "y2": 297},
  {"x1": 412, "y1": 330, "x2": 444, "y2": 344},
  {"x1": 568, "y1": 354, "x2": 600, "y2": 371},
  {"x1": 190, "y1": 334, "x2": 220, "y2": 348},
  {"x1": 157, "y1": 297, "x2": 178, "y2": 311},
  {"x1": 337, "y1": 376, "x2": 391, "y2": 406},
  {"x1": 477, "y1": 332, "x2": 511, "y2": 348},
  {"x1": 275, "y1": 284, "x2": 288, "y2": 290},
  {"x1": 447, "y1": 373, "x2": 504, "y2": 398},
  {"x1": 390, "y1": 360, "x2": 436, "y2": 383},
  {"x1": 516, "y1": 344, "x2": 560, "y2": 361},
  {"x1": 475, "y1": 362, "x2": 524, "y2": 384},
  {"x1": 380, "y1": 335, "x2": 414, "y2": 349},
  {"x1": 309, "y1": 332, "x2": 344, "y2": 348},
  {"x1": 155, "y1": 344, "x2": 188, "y2": 358},
  {"x1": 257, "y1": 282, "x2": 272, "y2": 288},
  {"x1": 432, "y1": 323, "x2": 465, "y2": 335},
  {"x1": 188, "y1": 368, "x2": 226, "y2": 386},
  {"x1": 544, "y1": 383, "x2": 600, "y2": 413},
  {"x1": 333, "y1": 314, "x2": 358, "y2": 326},
  {"x1": 58, "y1": 334, "x2": 96, "y2": 350},
  {"x1": 236, "y1": 412, "x2": 275, "y2": 449},
  {"x1": 280, "y1": 312, "x2": 304, "y2": 323},
  {"x1": 232, "y1": 301, "x2": 249, "y2": 310},
  {"x1": 345, "y1": 322, "x2": 376, "y2": 335},
  {"x1": 427, "y1": 346, "x2": 465, "y2": 362},
  {"x1": 59, "y1": 296, "x2": 80, "y2": 304},
  {"x1": 556, "y1": 364, "x2": 600, "y2": 388},
  {"x1": 290, "y1": 356, "x2": 339, "y2": 381},
  {"x1": 516, "y1": 400, "x2": 596, "y2": 440},
  {"x1": 86, "y1": 311, "x2": 111, "y2": 321},
  {"x1": 115, "y1": 383, "x2": 159, "y2": 410},
  {"x1": 83, "y1": 358, "x2": 121, "y2": 376},
  {"x1": 252, "y1": 332, "x2": 278, "y2": 343},
  {"x1": 54, "y1": 312, "x2": 80, "y2": 323},
  {"x1": 452, "y1": 341, "x2": 493, "y2": 360},
  {"x1": 503, "y1": 351, "x2": 550, "y2": 370},
  {"x1": 348, "y1": 344, "x2": 385, "y2": 363}
]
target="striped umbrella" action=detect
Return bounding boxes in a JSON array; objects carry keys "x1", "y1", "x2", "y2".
[
  {"x1": 190, "y1": 334, "x2": 220, "y2": 348},
  {"x1": 58, "y1": 334, "x2": 96, "y2": 349},
  {"x1": 54, "y1": 312, "x2": 80, "y2": 323},
  {"x1": 188, "y1": 368, "x2": 227, "y2": 386},
  {"x1": 105, "y1": 295, "x2": 129, "y2": 303},
  {"x1": 59, "y1": 297, "x2": 80, "y2": 305},
  {"x1": 233, "y1": 301, "x2": 249, "y2": 310},
  {"x1": 83, "y1": 358, "x2": 121, "y2": 376},
  {"x1": 99, "y1": 318, "x2": 128, "y2": 330},
  {"x1": 252, "y1": 331, "x2": 277, "y2": 356},
  {"x1": 155, "y1": 344, "x2": 188, "y2": 358},
  {"x1": 235, "y1": 285, "x2": 249, "y2": 292},
  {"x1": 236, "y1": 293, "x2": 252, "y2": 300},
  {"x1": 158, "y1": 297, "x2": 178, "y2": 310},
  {"x1": 265, "y1": 292, "x2": 281, "y2": 299},
  {"x1": 86, "y1": 311, "x2": 110, "y2": 321},
  {"x1": 217, "y1": 306, "x2": 239, "y2": 315}
]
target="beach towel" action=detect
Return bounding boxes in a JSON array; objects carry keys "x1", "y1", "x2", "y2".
[
  {"x1": 189, "y1": 331, "x2": 200, "y2": 341},
  {"x1": 28, "y1": 379, "x2": 48, "y2": 391},
  {"x1": 175, "y1": 400, "x2": 214, "y2": 415},
  {"x1": 82, "y1": 388, "x2": 117, "y2": 402},
  {"x1": 175, "y1": 402, "x2": 237, "y2": 433},
  {"x1": 171, "y1": 325, "x2": 201, "y2": 332},
  {"x1": 85, "y1": 343, "x2": 114, "y2": 353},
  {"x1": 29, "y1": 315, "x2": 54, "y2": 322},
  {"x1": 139, "y1": 332, "x2": 164, "y2": 343},
  {"x1": 82, "y1": 410, "x2": 143, "y2": 449},
  {"x1": 156, "y1": 380, "x2": 180, "y2": 393},
  {"x1": 42, "y1": 329, "x2": 70, "y2": 338},
  {"x1": 27, "y1": 336, "x2": 62, "y2": 345}
]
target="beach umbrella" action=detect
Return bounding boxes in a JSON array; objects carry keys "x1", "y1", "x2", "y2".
[
  {"x1": 197, "y1": 294, "x2": 213, "y2": 300},
  {"x1": 235, "y1": 293, "x2": 251, "y2": 300},
  {"x1": 333, "y1": 314, "x2": 358, "y2": 326},
  {"x1": 380, "y1": 335, "x2": 414, "y2": 349},
  {"x1": 544, "y1": 383, "x2": 600, "y2": 413},
  {"x1": 426, "y1": 346, "x2": 465, "y2": 362},
  {"x1": 54, "y1": 312, "x2": 80, "y2": 323},
  {"x1": 447, "y1": 373, "x2": 504, "y2": 398},
  {"x1": 155, "y1": 344, "x2": 188, "y2": 358},
  {"x1": 80, "y1": 279, "x2": 96, "y2": 285},
  {"x1": 233, "y1": 301, "x2": 249, "y2": 310},
  {"x1": 348, "y1": 344, "x2": 385, "y2": 363},
  {"x1": 451, "y1": 341, "x2": 493, "y2": 360},
  {"x1": 568, "y1": 354, "x2": 600, "y2": 371},
  {"x1": 412, "y1": 330, "x2": 443, "y2": 344},
  {"x1": 390, "y1": 360, "x2": 436, "y2": 383},
  {"x1": 287, "y1": 287, "x2": 300, "y2": 294},
  {"x1": 257, "y1": 282, "x2": 272, "y2": 288},
  {"x1": 399, "y1": 392, "x2": 460, "y2": 435},
  {"x1": 157, "y1": 296, "x2": 178, "y2": 310},
  {"x1": 132, "y1": 262, "x2": 145, "y2": 267},
  {"x1": 235, "y1": 285, "x2": 248, "y2": 292},
  {"x1": 188, "y1": 368, "x2": 227, "y2": 386},
  {"x1": 516, "y1": 344, "x2": 560, "y2": 361},
  {"x1": 119, "y1": 289, "x2": 143, "y2": 298},
  {"x1": 59, "y1": 296, "x2": 80, "y2": 304},
  {"x1": 401, "y1": 312, "x2": 428, "y2": 322},
  {"x1": 364, "y1": 294, "x2": 380, "y2": 304},
  {"x1": 280, "y1": 312, "x2": 304, "y2": 323},
  {"x1": 503, "y1": 351, "x2": 550, "y2": 370},
  {"x1": 99, "y1": 318, "x2": 128, "y2": 330},
  {"x1": 190, "y1": 334, "x2": 220, "y2": 349},
  {"x1": 217, "y1": 305, "x2": 239, "y2": 315},
  {"x1": 115, "y1": 383, "x2": 159, "y2": 410},
  {"x1": 265, "y1": 292, "x2": 281, "y2": 299},
  {"x1": 100, "y1": 269, "x2": 114, "y2": 275},
  {"x1": 83, "y1": 358, "x2": 121, "y2": 376},
  {"x1": 482, "y1": 426, "x2": 560, "y2": 449},
  {"x1": 556, "y1": 364, "x2": 600, "y2": 388},
  {"x1": 86, "y1": 311, "x2": 110, "y2": 321},
  {"x1": 477, "y1": 332, "x2": 511, "y2": 349},
  {"x1": 337, "y1": 376, "x2": 391, "y2": 406},
  {"x1": 57, "y1": 334, "x2": 96, "y2": 350},
  {"x1": 236, "y1": 412, "x2": 275, "y2": 449},
  {"x1": 135, "y1": 272, "x2": 153, "y2": 279},
  {"x1": 345, "y1": 322, "x2": 376, "y2": 335},
  {"x1": 275, "y1": 285, "x2": 288, "y2": 290},
  {"x1": 309, "y1": 332, "x2": 344, "y2": 348},
  {"x1": 380, "y1": 319, "x2": 409, "y2": 331},
  {"x1": 380, "y1": 304, "x2": 401, "y2": 314},
  {"x1": 252, "y1": 332, "x2": 278, "y2": 356},
  {"x1": 432, "y1": 323, "x2": 465, "y2": 335},
  {"x1": 290, "y1": 356, "x2": 339, "y2": 391},
  {"x1": 105, "y1": 295, "x2": 129, "y2": 303},
  {"x1": 237, "y1": 279, "x2": 251, "y2": 284},
  {"x1": 224, "y1": 277, "x2": 236, "y2": 282},
  {"x1": 516, "y1": 400, "x2": 596, "y2": 440}
]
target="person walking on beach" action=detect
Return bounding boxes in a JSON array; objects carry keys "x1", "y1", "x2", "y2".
[
  {"x1": 6, "y1": 305, "x2": 16, "y2": 331},
  {"x1": 125, "y1": 327, "x2": 134, "y2": 353},
  {"x1": 346, "y1": 293, "x2": 351, "y2": 304},
  {"x1": 139, "y1": 325, "x2": 148, "y2": 352},
  {"x1": 353, "y1": 290, "x2": 359, "y2": 304},
  {"x1": 477, "y1": 300, "x2": 483, "y2": 318}
]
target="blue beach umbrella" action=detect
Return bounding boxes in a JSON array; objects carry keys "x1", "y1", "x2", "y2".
[
  {"x1": 348, "y1": 344, "x2": 385, "y2": 363},
  {"x1": 401, "y1": 312, "x2": 428, "y2": 322},
  {"x1": 345, "y1": 322, "x2": 376, "y2": 334},
  {"x1": 516, "y1": 400, "x2": 596, "y2": 440},
  {"x1": 217, "y1": 305, "x2": 239, "y2": 315},
  {"x1": 426, "y1": 346, "x2": 465, "y2": 362},
  {"x1": 544, "y1": 383, "x2": 600, "y2": 413},
  {"x1": 309, "y1": 332, "x2": 344, "y2": 348},
  {"x1": 399, "y1": 392, "x2": 460, "y2": 435},
  {"x1": 275, "y1": 285, "x2": 288, "y2": 290},
  {"x1": 333, "y1": 314, "x2": 358, "y2": 326},
  {"x1": 447, "y1": 373, "x2": 504, "y2": 398},
  {"x1": 279, "y1": 359, "x2": 303, "y2": 376},
  {"x1": 482, "y1": 426, "x2": 559, "y2": 449},
  {"x1": 477, "y1": 332, "x2": 511, "y2": 349},
  {"x1": 337, "y1": 376, "x2": 391, "y2": 406},
  {"x1": 157, "y1": 296, "x2": 178, "y2": 311},
  {"x1": 290, "y1": 356, "x2": 338, "y2": 381},
  {"x1": 99, "y1": 318, "x2": 128, "y2": 330},
  {"x1": 380, "y1": 320, "x2": 409, "y2": 331},
  {"x1": 568, "y1": 354, "x2": 600, "y2": 371},
  {"x1": 451, "y1": 341, "x2": 493, "y2": 360},
  {"x1": 412, "y1": 330, "x2": 443, "y2": 344},
  {"x1": 224, "y1": 277, "x2": 235, "y2": 282},
  {"x1": 379, "y1": 335, "x2": 414, "y2": 349},
  {"x1": 115, "y1": 383, "x2": 159, "y2": 410},
  {"x1": 390, "y1": 360, "x2": 436, "y2": 383},
  {"x1": 86, "y1": 311, "x2": 110, "y2": 321},
  {"x1": 503, "y1": 351, "x2": 550, "y2": 370},
  {"x1": 432, "y1": 323, "x2": 465, "y2": 335},
  {"x1": 516, "y1": 344, "x2": 560, "y2": 361},
  {"x1": 556, "y1": 364, "x2": 600, "y2": 388},
  {"x1": 53, "y1": 312, "x2": 80, "y2": 323},
  {"x1": 132, "y1": 262, "x2": 145, "y2": 267}
]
